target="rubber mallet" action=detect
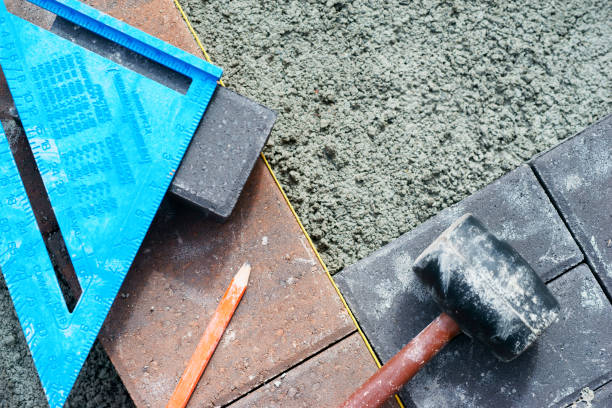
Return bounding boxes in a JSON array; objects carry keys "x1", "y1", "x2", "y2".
[{"x1": 340, "y1": 214, "x2": 560, "y2": 408}]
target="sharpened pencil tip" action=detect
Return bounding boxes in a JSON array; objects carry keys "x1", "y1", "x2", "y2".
[{"x1": 234, "y1": 262, "x2": 251, "y2": 288}]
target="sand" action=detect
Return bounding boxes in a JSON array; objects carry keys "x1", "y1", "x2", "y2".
[{"x1": 182, "y1": 0, "x2": 611, "y2": 273}]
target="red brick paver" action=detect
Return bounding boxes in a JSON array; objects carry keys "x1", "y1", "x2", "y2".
[{"x1": 229, "y1": 333, "x2": 400, "y2": 408}]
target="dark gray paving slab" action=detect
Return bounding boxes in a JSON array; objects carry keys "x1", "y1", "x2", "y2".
[
  {"x1": 531, "y1": 114, "x2": 612, "y2": 297},
  {"x1": 342, "y1": 263, "x2": 611, "y2": 407},
  {"x1": 335, "y1": 164, "x2": 581, "y2": 355},
  {"x1": 404, "y1": 264, "x2": 611, "y2": 408},
  {"x1": 335, "y1": 165, "x2": 585, "y2": 407},
  {"x1": 50, "y1": 17, "x2": 276, "y2": 221},
  {"x1": 593, "y1": 381, "x2": 612, "y2": 407}
]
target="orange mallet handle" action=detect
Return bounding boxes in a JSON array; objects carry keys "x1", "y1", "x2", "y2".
[
  {"x1": 340, "y1": 313, "x2": 461, "y2": 408},
  {"x1": 167, "y1": 263, "x2": 251, "y2": 408}
]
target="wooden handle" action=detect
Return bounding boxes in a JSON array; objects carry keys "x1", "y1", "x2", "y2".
[{"x1": 340, "y1": 313, "x2": 461, "y2": 408}]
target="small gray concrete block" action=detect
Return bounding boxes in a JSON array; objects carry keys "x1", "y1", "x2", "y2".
[
  {"x1": 335, "y1": 165, "x2": 584, "y2": 407},
  {"x1": 531, "y1": 114, "x2": 612, "y2": 297},
  {"x1": 170, "y1": 87, "x2": 276, "y2": 220}
]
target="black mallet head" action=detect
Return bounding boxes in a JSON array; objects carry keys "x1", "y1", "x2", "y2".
[
  {"x1": 413, "y1": 214, "x2": 560, "y2": 361},
  {"x1": 341, "y1": 214, "x2": 562, "y2": 408}
]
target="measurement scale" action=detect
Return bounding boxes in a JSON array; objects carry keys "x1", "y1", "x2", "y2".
[{"x1": 0, "y1": 0, "x2": 221, "y2": 406}]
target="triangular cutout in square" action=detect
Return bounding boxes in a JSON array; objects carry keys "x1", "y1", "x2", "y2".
[{"x1": 0, "y1": 0, "x2": 221, "y2": 406}]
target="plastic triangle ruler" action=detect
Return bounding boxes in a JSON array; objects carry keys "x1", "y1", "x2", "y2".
[{"x1": 0, "y1": 0, "x2": 221, "y2": 406}]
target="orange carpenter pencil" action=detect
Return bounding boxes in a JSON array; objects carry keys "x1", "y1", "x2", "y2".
[{"x1": 166, "y1": 263, "x2": 251, "y2": 408}]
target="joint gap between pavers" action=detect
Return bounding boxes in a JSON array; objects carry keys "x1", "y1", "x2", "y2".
[
  {"x1": 220, "y1": 329, "x2": 357, "y2": 407},
  {"x1": 560, "y1": 373, "x2": 612, "y2": 408},
  {"x1": 529, "y1": 162, "x2": 612, "y2": 303},
  {"x1": 543, "y1": 263, "x2": 587, "y2": 285},
  {"x1": 592, "y1": 377, "x2": 612, "y2": 393}
]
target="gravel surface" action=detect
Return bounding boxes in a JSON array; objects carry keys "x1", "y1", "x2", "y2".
[
  {"x1": 183, "y1": 0, "x2": 611, "y2": 274},
  {"x1": 1, "y1": 0, "x2": 610, "y2": 406}
]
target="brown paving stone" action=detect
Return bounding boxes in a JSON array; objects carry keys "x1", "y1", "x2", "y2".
[
  {"x1": 99, "y1": 161, "x2": 355, "y2": 407},
  {"x1": 228, "y1": 333, "x2": 400, "y2": 408},
  {"x1": 6, "y1": 0, "x2": 201, "y2": 52},
  {"x1": 5, "y1": 0, "x2": 56, "y2": 29},
  {"x1": 81, "y1": 3, "x2": 355, "y2": 405}
]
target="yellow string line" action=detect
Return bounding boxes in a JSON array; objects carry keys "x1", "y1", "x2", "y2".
[
  {"x1": 261, "y1": 162, "x2": 405, "y2": 408},
  {"x1": 173, "y1": 0, "x2": 225, "y2": 87},
  {"x1": 173, "y1": 2, "x2": 403, "y2": 406}
]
